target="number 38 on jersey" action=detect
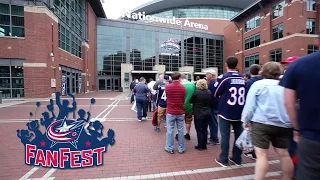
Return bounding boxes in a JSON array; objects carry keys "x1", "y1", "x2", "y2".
[{"x1": 227, "y1": 87, "x2": 245, "y2": 106}]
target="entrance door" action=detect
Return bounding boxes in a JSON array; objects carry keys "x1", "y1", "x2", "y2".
[
  {"x1": 106, "y1": 78, "x2": 112, "y2": 91},
  {"x1": 98, "y1": 77, "x2": 120, "y2": 91},
  {"x1": 113, "y1": 78, "x2": 119, "y2": 91}
]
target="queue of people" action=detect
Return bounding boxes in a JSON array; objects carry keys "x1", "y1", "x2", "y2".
[{"x1": 129, "y1": 35, "x2": 320, "y2": 180}]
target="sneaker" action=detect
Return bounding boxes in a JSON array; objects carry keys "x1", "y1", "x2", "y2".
[
  {"x1": 153, "y1": 126, "x2": 157, "y2": 130},
  {"x1": 156, "y1": 127, "x2": 160, "y2": 132},
  {"x1": 244, "y1": 152, "x2": 257, "y2": 160},
  {"x1": 142, "y1": 117, "x2": 147, "y2": 120},
  {"x1": 215, "y1": 158, "x2": 229, "y2": 167},
  {"x1": 178, "y1": 150, "x2": 185, "y2": 154},
  {"x1": 194, "y1": 146, "x2": 207, "y2": 151},
  {"x1": 229, "y1": 158, "x2": 242, "y2": 167},
  {"x1": 138, "y1": 119, "x2": 142, "y2": 122},
  {"x1": 184, "y1": 134, "x2": 191, "y2": 140},
  {"x1": 208, "y1": 139, "x2": 220, "y2": 145},
  {"x1": 165, "y1": 147, "x2": 174, "y2": 154}
]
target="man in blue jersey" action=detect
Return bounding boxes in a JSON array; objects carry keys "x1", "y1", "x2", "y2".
[
  {"x1": 280, "y1": 34, "x2": 320, "y2": 180},
  {"x1": 213, "y1": 56, "x2": 245, "y2": 167},
  {"x1": 206, "y1": 69, "x2": 220, "y2": 145},
  {"x1": 155, "y1": 75, "x2": 170, "y2": 132},
  {"x1": 243, "y1": 64, "x2": 261, "y2": 160}
]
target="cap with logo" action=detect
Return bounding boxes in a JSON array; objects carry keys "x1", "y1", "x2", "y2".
[
  {"x1": 281, "y1": 56, "x2": 299, "y2": 64},
  {"x1": 164, "y1": 75, "x2": 170, "y2": 80}
]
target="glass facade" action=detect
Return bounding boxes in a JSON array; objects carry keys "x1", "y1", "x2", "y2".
[
  {"x1": 149, "y1": 6, "x2": 241, "y2": 19},
  {"x1": 97, "y1": 19, "x2": 224, "y2": 88},
  {"x1": 0, "y1": 3, "x2": 24, "y2": 37},
  {"x1": 0, "y1": 62, "x2": 24, "y2": 98},
  {"x1": 53, "y1": 0, "x2": 88, "y2": 58}
]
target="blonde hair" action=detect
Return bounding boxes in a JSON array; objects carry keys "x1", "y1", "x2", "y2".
[
  {"x1": 260, "y1": 62, "x2": 283, "y2": 79},
  {"x1": 196, "y1": 79, "x2": 208, "y2": 90}
]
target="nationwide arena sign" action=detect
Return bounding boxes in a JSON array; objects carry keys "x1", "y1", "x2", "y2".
[{"x1": 123, "y1": 10, "x2": 209, "y2": 31}]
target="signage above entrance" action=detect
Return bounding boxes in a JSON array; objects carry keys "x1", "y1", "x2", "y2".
[
  {"x1": 123, "y1": 10, "x2": 209, "y2": 31},
  {"x1": 160, "y1": 39, "x2": 180, "y2": 51}
]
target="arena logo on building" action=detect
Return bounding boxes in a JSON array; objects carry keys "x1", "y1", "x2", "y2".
[
  {"x1": 16, "y1": 92, "x2": 115, "y2": 169},
  {"x1": 160, "y1": 39, "x2": 180, "y2": 51},
  {"x1": 123, "y1": 10, "x2": 209, "y2": 31}
]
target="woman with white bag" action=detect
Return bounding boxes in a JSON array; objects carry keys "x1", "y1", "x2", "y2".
[{"x1": 241, "y1": 62, "x2": 294, "y2": 180}]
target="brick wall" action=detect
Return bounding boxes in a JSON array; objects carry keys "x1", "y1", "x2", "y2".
[
  {"x1": 0, "y1": 3, "x2": 97, "y2": 98},
  {"x1": 224, "y1": 0, "x2": 320, "y2": 73}
]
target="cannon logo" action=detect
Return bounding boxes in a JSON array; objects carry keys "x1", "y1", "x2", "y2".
[{"x1": 16, "y1": 92, "x2": 115, "y2": 169}]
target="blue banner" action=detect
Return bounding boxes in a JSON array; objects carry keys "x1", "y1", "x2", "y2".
[{"x1": 61, "y1": 74, "x2": 66, "y2": 96}]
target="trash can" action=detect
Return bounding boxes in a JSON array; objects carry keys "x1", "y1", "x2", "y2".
[
  {"x1": 119, "y1": 87, "x2": 123, "y2": 92},
  {"x1": 0, "y1": 91, "x2": 2, "y2": 104}
]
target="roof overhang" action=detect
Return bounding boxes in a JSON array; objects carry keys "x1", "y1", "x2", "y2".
[
  {"x1": 88, "y1": 0, "x2": 106, "y2": 18},
  {"x1": 230, "y1": 0, "x2": 272, "y2": 22},
  {"x1": 132, "y1": 0, "x2": 256, "y2": 15}
]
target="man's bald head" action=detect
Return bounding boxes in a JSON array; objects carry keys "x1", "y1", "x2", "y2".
[
  {"x1": 158, "y1": 74, "x2": 164, "y2": 80},
  {"x1": 180, "y1": 72, "x2": 186, "y2": 79}
]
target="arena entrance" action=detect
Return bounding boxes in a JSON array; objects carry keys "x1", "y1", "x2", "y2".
[
  {"x1": 131, "y1": 70, "x2": 157, "y2": 83},
  {"x1": 194, "y1": 72, "x2": 206, "y2": 80}
]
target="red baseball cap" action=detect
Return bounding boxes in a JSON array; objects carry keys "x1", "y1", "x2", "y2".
[{"x1": 281, "y1": 56, "x2": 299, "y2": 64}]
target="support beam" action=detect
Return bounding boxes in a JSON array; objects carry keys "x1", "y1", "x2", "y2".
[{"x1": 258, "y1": 2, "x2": 266, "y2": 15}]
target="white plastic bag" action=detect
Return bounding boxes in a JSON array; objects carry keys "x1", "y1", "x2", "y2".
[
  {"x1": 131, "y1": 100, "x2": 137, "y2": 113},
  {"x1": 235, "y1": 129, "x2": 254, "y2": 152}
]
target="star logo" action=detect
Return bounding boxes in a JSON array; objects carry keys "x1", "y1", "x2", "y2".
[
  {"x1": 56, "y1": 121, "x2": 74, "y2": 132},
  {"x1": 85, "y1": 141, "x2": 91, "y2": 147},
  {"x1": 40, "y1": 140, "x2": 46, "y2": 147}
]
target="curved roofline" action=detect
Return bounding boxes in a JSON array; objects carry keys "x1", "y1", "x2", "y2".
[{"x1": 132, "y1": 0, "x2": 256, "y2": 15}]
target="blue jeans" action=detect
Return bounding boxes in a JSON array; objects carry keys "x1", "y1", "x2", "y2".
[
  {"x1": 208, "y1": 108, "x2": 219, "y2": 142},
  {"x1": 165, "y1": 113, "x2": 185, "y2": 152},
  {"x1": 136, "y1": 97, "x2": 148, "y2": 120},
  {"x1": 219, "y1": 117, "x2": 243, "y2": 164},
  {"x1": 151, "y1": 94, "x2": 157, "y2": 111}
]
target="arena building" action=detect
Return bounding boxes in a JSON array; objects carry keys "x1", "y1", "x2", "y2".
[
  {"x1": 224, "y1": 0, "x2": 320, "y2": 73},
  {"x1": 96, "y1": 0, "x2": 255, "y2": 91},
  {"x1": 0, "y1": 0, "x2": 319, "y2": 98}
]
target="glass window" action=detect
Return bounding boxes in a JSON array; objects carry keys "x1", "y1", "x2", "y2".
[
  {"x1": 12, "y1": 89, "x2": 24, "y2": 98},
  {"x1": 0, "y1": 3, "x2": 24, "y2": 37},
  {"x1": 306, "y1": 19, "x2": 316, "y2": 34},
  {"x1": 272, "y1": 1, "x2": 285, "y2": 19},
  {"x1": 54, "y1": 0, "x2": 87, "y2": 58},
  {"x1": 244, "y1": 54, "x2": 259, "y2": 73},
  {"x1": 307, "y1": 0, "x2": 317, "y2": 11},
  {"x1": 272, "y1": 23, "x2": 283, "y2": 40},
  {"x1": 244, "y1": 33, "x2": 260, "y2": 50},
  {"x1": 270, "y1": 48, "x2": 282, "y2": 62},
  {"x1": 0, "y1": 78, "x2": 10, "y2": 88},
  {"x1": 0, "y1": 65, "x2": 24, "y2": 98},
  {"x1": 139, "y1": 6, "x2": 241, "y2": 20},
  {"x1": 308, "y1": 45, "x2": 319, "y2": 54},
  {"x1": 245, "y1": 15, "x2": 260, "y2": 32},
  {"x1": 11, "y1": 66, "x2": 23, "y2": 77}
]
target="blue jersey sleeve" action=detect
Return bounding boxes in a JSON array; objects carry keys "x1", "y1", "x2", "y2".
[
  {"x1": 279, "y1": 63, "x2": 298, "y2": 90},
  {"x1": 213, "y1": 75, "x2": 226, "y2": 98}
]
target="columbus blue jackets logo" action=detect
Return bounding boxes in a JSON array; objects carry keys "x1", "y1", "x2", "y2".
[
  {"x1": 16, "y1": 92, "x2": 115, "y2": 169},
  {"x1": 160, "y1": 38, "x2": 180, "y2": 51}
]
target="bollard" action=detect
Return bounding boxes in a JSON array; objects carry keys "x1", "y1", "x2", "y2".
[{"x1": 0, "y1": 91, "x2": 2, "y2": 104}]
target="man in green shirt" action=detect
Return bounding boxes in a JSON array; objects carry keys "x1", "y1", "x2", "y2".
[{"x1": 175, "y1": 73, "x2": 195, "y2": 140}]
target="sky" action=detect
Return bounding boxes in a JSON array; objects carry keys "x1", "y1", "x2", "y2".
[{"x1": 101, "y1": 0, "x2": 152, "y2": 19}]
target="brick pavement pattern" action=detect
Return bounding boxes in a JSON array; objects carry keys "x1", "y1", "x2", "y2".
[{"x1": 0, "y1": 92, "x2": 283, "y2": 180}]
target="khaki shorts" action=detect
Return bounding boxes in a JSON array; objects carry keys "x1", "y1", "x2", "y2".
[
  {"x1": 157, "y1": 106, "x2": 166, "y2": 125},
  {"x1": 251, "y1": 122, "x2": 291, "y2": 149},
  {"x1": 185, "y1": 112, "x2": 193, "y2": 124}
]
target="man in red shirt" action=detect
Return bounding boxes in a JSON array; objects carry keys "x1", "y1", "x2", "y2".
[{"x1": 165, "y1": 72, "x2": 186, "y2": 154}]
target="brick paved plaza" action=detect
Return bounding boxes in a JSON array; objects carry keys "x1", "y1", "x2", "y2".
[{"x1": 0, "y1": 92, "x2": 282, "y2": 180}]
